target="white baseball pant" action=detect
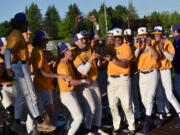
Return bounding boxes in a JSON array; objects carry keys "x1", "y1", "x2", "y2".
[
  {"x1": 11, "y1": 61, "x2": 41, "y2": 118},
  {"x1": 107, "y1": 75, "x2": 135, "y2": 131},
  {"x1": 159, "y1": 69, "x2": 180, "y2": 115},
  {"x1": 156, "y1": 80, "x2": 171, "y2": 113},
  {"x1": 139, "y1": 69, "x2": 159, "y2": 116},
  {"x1": 0, "y1": 84, "x2": 16, "y2": 109},
  {"x1": 80, "y1": 80, "x2": 102, "y2": 129},
  {"x1": 60, "y1": 91, "x2": 83, "y2": 135}
]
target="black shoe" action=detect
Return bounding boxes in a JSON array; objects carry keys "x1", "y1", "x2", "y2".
[
  {"x1": 112, "y1": 130, "x2": 119, "y2": 135},
  {"x1": 154, "y1": 118, "x2": 164, "y2": 128},
  {"x1": 143, "y1": 120, "x2": 151, "y2": 132}
]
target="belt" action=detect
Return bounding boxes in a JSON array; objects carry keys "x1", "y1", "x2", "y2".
[
  {"x1": 110, "y1": 74, "x2": 128, "y2": 78},
  {"x1": 0, "y1": 84, "x2": 13, "y2": 87},
  {"x1": 140, "y1": 69, "x2": 154, "y2": 74},
  {"x1": 12, "y1": 61, "x2": 27, "y2": 64}
]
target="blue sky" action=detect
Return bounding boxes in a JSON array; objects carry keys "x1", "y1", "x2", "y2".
[{"x1": 0, "y1": 0, "x2": 180, "y2": 23}]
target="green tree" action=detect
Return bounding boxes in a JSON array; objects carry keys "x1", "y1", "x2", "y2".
[
  {"x1": 44, "y1": 5, "x2": 61, "y2": 38},
  {"x1": 25, "y1": 2, "x2": 43, "y2": 36},
  {"x1": 0, "y1": 21, "x2": 11, "y2": 37},
  {"x1": 113, "y1": 5, "x2": 129, "y2": 22},
  {"x1": 169, "y1": 11, "x2": 180, "y2": 26},
  {"x1": 98, "y1": 14, "x2": 112, "y2": 36},
  {"x1": 128, "y1": 0, "x2": 138, "y2": 20},
  {"x1": 58, "y1": 3, "x2": 82, "y2": 39}
]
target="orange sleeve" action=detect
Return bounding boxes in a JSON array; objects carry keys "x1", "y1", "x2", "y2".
[
  {"x1": 166, "y1": 41, "x2": 175, "y2": 56},
  {"x1": 73, "y1": 56, "x2": 84, "y2": 68}
]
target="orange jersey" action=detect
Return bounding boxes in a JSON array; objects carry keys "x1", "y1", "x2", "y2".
[
  {"x1": 57, "y1": 61, "x2": 74, "y2": 93},
  {"x1": 6, "y1": 29, "x2": 29, "y2": 62},
  {"x1": 154, "y1": 40, "x2": 175, "y2": 70},
  {"x1": 31, "y1": 47, "x2": 54, "y2": 91},
  {"x1": 73, "y1": 48, "x2": 98, "y2": 81},
  {"x1": 107, "y1": 43, "x2": 133, "y2": 75},
  {"x1": 134, "y1": 40, "x2": 159, "y2": 70}
]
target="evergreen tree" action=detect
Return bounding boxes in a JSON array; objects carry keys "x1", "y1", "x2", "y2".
[
  {"x1": 25, "y1": 2, "x2": 43, "y2": 36},
  {"x1": 44, "y1": 5, "x2": 61, "y2": 38}
]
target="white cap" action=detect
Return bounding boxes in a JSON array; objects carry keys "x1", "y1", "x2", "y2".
[
  {"x1": 137, "y1": 27, "x2": 148, "y2": 36},
  {"x1": 152, "y1": 26, "x2": 164, "y2": 34},
  {"x1": 106, "y1": 30, "x2": 114, "y2": 36},
  {"x1": 124, "y1": 29, "x2": 132, "y2": 36},
  {"x1": 112, "y1": 28, "x2": 123, "y2": 36}
]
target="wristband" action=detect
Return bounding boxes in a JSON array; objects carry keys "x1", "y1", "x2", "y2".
[{"x1": 81, "y1": 79, "x2": 86, "y2": 84}]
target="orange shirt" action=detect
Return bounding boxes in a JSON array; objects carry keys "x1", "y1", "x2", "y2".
[
  {"x1": 57, "y1": 61, "x2": 74, "y2": 93},
  {"x1": 154, "y1": 40, "x2": 175, "y2": 70},
  {"x1": 134, "y1": 40, "x2": 159, "y2": 70},
  {"x1": 107, "y1": 43, "x2": 133, "y2": 75},
  {"x1": 31, "y1": 47, "x2": 54, "y2": 91},
  {"x1": 6, "y1": 29, "x2": 29, "y2": 63},
  {"x1": 73, "y1": 48, "x2": 98, "y2": 81}
]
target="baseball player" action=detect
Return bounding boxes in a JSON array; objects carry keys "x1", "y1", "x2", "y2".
[
  {"x1": 73, "y1": 32, "x2": 108, "y2": 135},
  {"x1": 4, "y1": 12, "x2": 56, "y2": 132},
  {"x1": 124, "y1": 29, "x2": 141, "y2": 122},
  {"x1": 31, "y1": 30, "x2": 67, "y2": 126},
  {"x1": 152, "y1": 26, "x2": 180, "y2": 128},
  {"x1": 103, "y1": 28, "x2": 135, "y2": 135},
  {"x1": 134, "y1": 27, "x2": 159, "y2": 132},
  {"x1": 57, "y1": 42, "x2": 91, "y2": 135},
  {"x1": 0, "y1": 37, "x2": 16, "y2": 126},
  {"x1": 171, "y1": 25, "x2": 180, "y2": 100}
]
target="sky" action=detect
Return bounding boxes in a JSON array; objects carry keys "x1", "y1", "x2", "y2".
[{"x1": 0, "y1": 0, "x2": 180, "y2": 23}]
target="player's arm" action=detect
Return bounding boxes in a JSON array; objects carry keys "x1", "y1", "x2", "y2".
[
  {"x1": 77, "y1": 51, "x2": 99, "y2": 75},
  {"x1": 159, "y1": 40, "x2": 174, "y2": 62},
  {"x1": 4, "y1": 49, "x2": 14, "y2": 77},
  {"x1": 68, "y1": 79, "x2": 91, "y2": 86},
  {"x1": 147, "y1": 39, "x2": 159, "y2": 60},
  {"x1": 103, "y1": 55, "x2": 128, "y2": 68},
  {"x1": 73, "y1": 15, "x2": 83, "y2": 36},
  {"x1": 39, "y1": 68, "x2": 67, "y2": 80}
]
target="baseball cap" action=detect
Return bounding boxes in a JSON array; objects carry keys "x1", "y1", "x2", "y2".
[
  {"x1": 124, "y1": 29, "x2": 132, "y2": 36},
  {"x1": 106, "y1": 30, "x2": 114, "y2": 36},
  {"x1": 0, "y1": 37, "x2": 7, "y2": 46},
  {"x1": 171, "y1": 25, "x2": 180, "y2": 31},
  {"x1": 137, "y1": 27, "x2": 148, "y2": 36},
  {"x1": 73, "y1": 32, "x2": 85, "y2": 42},
  {"x1": 57, "y1": 42, "x2": 76, "y2": 55},
  {"x1": 34, "y1": 30, "x2": 49, "y2": 40},
  {"x1": 152, "y1": 26, "x2": 164, "y2": 34},
  {"x1": 79, "y1": 30, "x2": 88, "y2": 36},
  {"x1": 14, "y1": 12, "x2": 28, "y2": 22},
  {"x1": 112, "y1": 28, "x2": 123, "y2": 37}
]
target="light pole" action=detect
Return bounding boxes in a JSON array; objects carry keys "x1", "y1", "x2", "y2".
[{"x1": 103, "y1": 0, "x2": 108, "y2": 33}]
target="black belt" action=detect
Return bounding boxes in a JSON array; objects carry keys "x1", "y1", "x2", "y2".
[
  {"x1": 110, "y1": 74, "x2": 128, "y2": 78},
  {"x1": 140, "y1": 69, "x2": 154, "y2": 74},
  {"x1": 12, "y1": 61, "x2": 27, "y2": 64},
  {"x1": 0, "y1": 84, "x2": 13, "y2": 87}
]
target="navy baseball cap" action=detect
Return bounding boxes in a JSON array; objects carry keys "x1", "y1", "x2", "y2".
[
  {"x1": 57, "y1": 42, "x2": 76, "y2": 55},
  {"x1": 34, "y1": 31, "x2": 49, "y2": 40},
  {"x1": 14, "y1": 12, "x2": 28, "y2": 22},
  {"x1": 171, "y1": 25, "x2": 180, "y2": 31}
]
